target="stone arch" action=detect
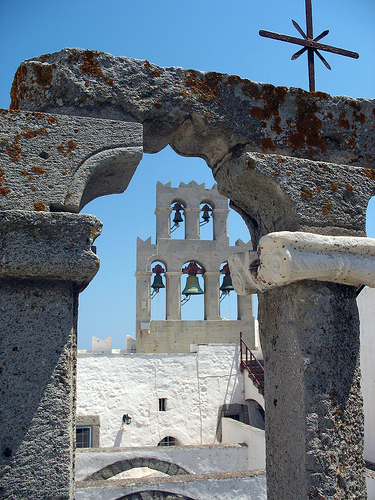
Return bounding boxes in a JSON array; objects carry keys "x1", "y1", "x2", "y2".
[
  {"x1": 118, "y1": 491, "x2": 196, "y2": 500},
  {"x1": 84, "y1": 457, "x2": 189, "y2": 482},
  {"x1": 246, "y1": 399, "x2": 265, "y2": 430}
]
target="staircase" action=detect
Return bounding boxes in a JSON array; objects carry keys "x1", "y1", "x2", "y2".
[{"x1": 240, "y1": 332, "x2": 264, "y2": 395}]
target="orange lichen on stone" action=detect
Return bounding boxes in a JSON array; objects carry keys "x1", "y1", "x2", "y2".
[
  {"x1": 179, "y1": 90, "x2": 189, "y2": 98},
  {"x1": 153, "y1": 102, "x2": 162, "y2": 110},
  {"x1": 30, "y1": 185, "x2": 37, "y2": 191},
  {"x1": 329, "y1": 182, "x2": 338, "y2": 192},
  {"x1": 288, "y1": 91, "x2": 326, "y2": 154},
  {"x1": 338, "y1": 111, "x2": 350, "y2": 130},
  {"x1": 67, "y1": 140, "x2": 77, "y2": 153},
  {"x1": 10, "y1": 64, "x2": 28, "y2": 110},
  {"x1": 277, "y1": 155, "x2": 284, "y2": 164},
  {"x1": 322, "y1": 200, "x2": 333, "y2": 215},
  {"x1": 347, "y1": 137, "x2": 356, "y2": 149},
  {"x1": 247, "y1": 159, "x2": 255, "y2": 169},
  {"x1": 32, "y1": 166, "x2": 46, "y2": 175},
  {"x1": 21, "y1": 127, "x2": 48, "y2": 139},
  {"x1": 144, "y1": 60, "x2": 152, "y2": 70},
  {"x1": 259, "y1": 138, "x2": 275, "y2": 152},
  {"x1": 48, "y1": 116, "x2": 58, "y2": 125},
  {"x1": 103, "y1": 76, "x2": 114, "y2": 86},
  {"x1": 316, "y1": 186, "x2": 322, "y2": 192},
  {"x1": 151, "y1": 70, "x2": 161, "y2": 78},
  {"x1": 183, "y1": 70, "x2": 223, "y2": 103},
  {"x1": 34, "y1": 202, "x2": 46, "y2": 211},
  {"x1": 364, "y1": 168, "x2": 375, "y2": 180},
  {"x1": 57, "y1": 143, "x2": 65, "y2": 153},
  {"x1": 301, "y1": 188, "x2": 313, "y2": 200},
  {"x1": 183, "y1": 101, "x2": 191, "y2": 108},
  {"x1": 346, "y1": 183, "x2": 353, "y2": 192},
  {"x1": 80, "y1": 51, "x2": 103, "y2": 78},
  {"x1": 0, "y1": 168, "x2": 10, "y2": 196},
  {"x1": 6, "y1": 134, "x2": 21, "y2": 162},
  {"x1": 33, "y1": 63, "x2": 53, "y2": 87}
]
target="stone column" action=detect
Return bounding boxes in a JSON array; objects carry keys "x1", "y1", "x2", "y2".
[
  {"x1": 135, "y1": 271, "x2": 152, "y2": 332},
  {"x1": 184, "y1": 208, "x2": 200, "y2": 240},
  {"x1": 259, "y1": 281, "x2": 365, "y2": 499},
  {"x1": 212, "y1": 208, "x2": 229, "y2": 244},
  {"x1": 204, "y1": 272, "x2": 221, "y2": 320},
  {"x1": 0, "y1": 210, "x2": 102, "y2": 500},
  {"x1": 165, "y1": 272, "x2": 181, "y2": 320},
  {"x1": 228, "y1": 232, "x2": 373, "y2": 499},
  {"x1": 155, "y1": 207, "x2": 171, "y2": 239}
]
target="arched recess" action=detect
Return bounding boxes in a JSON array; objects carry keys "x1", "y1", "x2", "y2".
[
  {"x1": 199, "y1": 200, "x2": 214, "y2": 240},
  {"x1": 219, "y1": 260, "x2": 238, "y2": 320},
  {"x1": 118, "y1": 492, "x2": 196, "y2": 500},
  {"x1": 84, "y1": 457, "x2": 189, "y2": 482},
  {"x1": 181, "y1": 261, "x2": 205, "y2": 321},
  {"x1": 150, "y1": 260, "x2": 167, "y2": 321},
  {"x1": 246, "y1": 399, "x2": 265, "y2": 430},
  {"x1": 170, "y1": 199, "x2": 186, "y2": 240}
]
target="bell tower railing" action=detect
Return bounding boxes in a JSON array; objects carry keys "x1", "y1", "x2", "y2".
[{"x1": 240, "y1": 332, "x2": 264, "y2": 395}]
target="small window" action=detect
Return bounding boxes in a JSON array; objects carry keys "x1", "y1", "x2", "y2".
[
  {"x1": 158, "y1": 436, "x2": 178, "y2": 447},
  {"x1": 76, "y1": 426, "x2": 92, "y2": 448},
  {"x1": 159, "y1": 398, "x2": 167, "y2": 411}
]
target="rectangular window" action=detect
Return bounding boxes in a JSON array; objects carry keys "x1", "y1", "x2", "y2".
[
  {"x1": 76, "y1": 426, "x2": 92, "y2": 448},
  {"x1": 158, "y1": 398, "x2": 167, "y2": 411}
]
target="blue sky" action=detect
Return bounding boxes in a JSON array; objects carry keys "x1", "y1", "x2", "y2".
[{"x1": 1, "y1": 0, "x2": 374, "y2": 349}]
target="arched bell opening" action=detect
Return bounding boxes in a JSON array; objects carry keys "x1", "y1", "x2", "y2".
[
  {"x1": 199, "y1": 201, "x2": 214, "y2": 240},
  {"x1": 150, "y1": 261, "x2": 167, "y2": 321},
  {"x1": 170, "y1": 199, "x2": 186, "y2": 240},
  {"x1": 180, "y1": 261, "x2": 205, "y2": 321},
  {"x1": 219, "y1": 261, "x2": 238, "y2": 320}
]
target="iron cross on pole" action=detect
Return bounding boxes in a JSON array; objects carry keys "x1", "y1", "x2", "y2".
[{"x1": 259, "y1": 0, "x2": 359, "y2": 92}]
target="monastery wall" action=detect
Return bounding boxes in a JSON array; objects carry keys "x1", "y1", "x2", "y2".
[{"x1": 77, "y1": 344, "x2": 245, "y2": 448}]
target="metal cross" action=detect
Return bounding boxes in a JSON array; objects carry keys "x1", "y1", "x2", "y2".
[{"x1": 259, "y1": 0, "x2": 359, "y2": 92}]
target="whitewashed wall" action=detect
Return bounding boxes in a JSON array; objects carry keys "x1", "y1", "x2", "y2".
[
  {"x1": 77, "y1": 344, "x2": 243, "y2": 448},
  {"x1": 358, "y1": 288, "x2": 375, "y2": 466},
  {"x1": 221, "y1": 418, "x2": 265, "y2": 470}
]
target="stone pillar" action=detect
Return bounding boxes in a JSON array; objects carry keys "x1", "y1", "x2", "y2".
[
  {"x1": 259, "y1": 281, "x2": 365, "y2": 499},
  {"x1": 155, "y1": 207, "x2": 171, "y2": 239},
  {"x1": 165, "y1": 272, "x2": 181, "y2": 320},
  {"x1": 0, "y1": 211, "x2": 102, "y2": 500},
  {"x1": 212, "y1": 208, "x2": 229, "y2": 244},
  {"x1": 228, "y1": 232, "x2": 374, "y2": 500},
  {"x1": 184, "y1": 208, "x2": 200, "y2": 239},
  {"x1": 135, "y1": 271, "x2": 152, "y2": 332},
  {"x1": 204, "y1": 272, "x2": 220, "y2": 320}
]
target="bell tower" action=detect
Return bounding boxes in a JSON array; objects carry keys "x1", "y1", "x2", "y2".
[{"x1": 135, "y1": 181, "x2": 256, "y2": 353}]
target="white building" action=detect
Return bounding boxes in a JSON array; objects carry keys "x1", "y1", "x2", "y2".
[{"x1": 75, "y1": 182, "x2": 374, "y2": 499}]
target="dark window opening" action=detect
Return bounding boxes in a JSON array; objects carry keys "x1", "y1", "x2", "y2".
[
  {"x1": 158, "y1": 436, "x2": 178, "y2": 447},
  {"x1": 159, "y1": 398, "x2": 167, "y2": 411},
  {"x1": 76, "y1": 426, "x2": 92, "y2": 448}
]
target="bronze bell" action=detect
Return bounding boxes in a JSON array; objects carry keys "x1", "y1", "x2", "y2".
[
  {"x1": 220, "y1": 274, "x2": 234, "y2": 293},
  {"x1": 182, "y1": 275, "x2": 204, "y2": 295},
  {"x1": 173, "y1": 210, "x2": 183, "y2": 224},
  {"x1": 151, "y1": 274, "x2": 165, "y2": 291}
]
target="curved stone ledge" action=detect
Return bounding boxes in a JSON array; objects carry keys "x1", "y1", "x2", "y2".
[
  {"x1": 229, "y1": 231, "x2": 375, "y2": 292},
  {"x1": 0, "y1": 210, "x2": 102, "y2": 289}
]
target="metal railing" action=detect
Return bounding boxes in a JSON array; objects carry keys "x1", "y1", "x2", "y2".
[{"x1": 240, "y1": 332, "x2": 264, "y2": 395}]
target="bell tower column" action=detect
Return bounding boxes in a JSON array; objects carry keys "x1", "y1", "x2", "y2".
[
  {"x1": 184, "y1": 208, "x2": 200, "y2": 239},
  {"x1": 165, "y1": 271, "x2": 181, "y2": 320},
  {"x1": 212, "y1": 208, "x2": 229, "y2": 244},
  {"x1": 135, "y1": 271, "x2": 152, "y2": 333},
  {"x1": 204, "y1": 272, "x2": 221, "y2": 320},
  {"x1": 155, "y1": 207, "x2": 172, "y2": 239}
]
